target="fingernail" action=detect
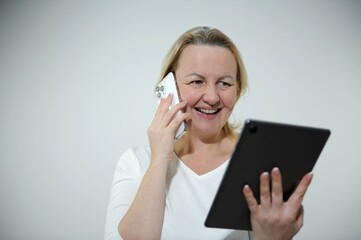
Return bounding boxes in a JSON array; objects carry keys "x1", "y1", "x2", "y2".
[
  {"x1": 261, "y1": 172, "x2": 269, "y2": 179},
  {"x1": 308, "y1": 172, "x2": 314, "y2": 180},
  {"x1": 272, "y1": 167, "x2": 280, "y2": 174}
]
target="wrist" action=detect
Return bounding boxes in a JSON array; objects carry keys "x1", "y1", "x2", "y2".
[{"x1": 148, "y1": 157, "x2": 169, "y2": 174}]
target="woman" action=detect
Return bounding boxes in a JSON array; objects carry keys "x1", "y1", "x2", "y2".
[{"x1": 104, "y1": 26, "x2": 313, "y2": 240}]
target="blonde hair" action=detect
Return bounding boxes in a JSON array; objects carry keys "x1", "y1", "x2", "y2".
[{"x1": 158, "y1": 26, "x2": 248, "y2": 137}]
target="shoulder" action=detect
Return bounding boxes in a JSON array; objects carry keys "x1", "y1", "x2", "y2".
[
  {"x1": 120, "y1": 145, "x2": 151, "y2": 160},
  {"x1": 115, "y1": 146, "x2": 151, "y2": 175}
]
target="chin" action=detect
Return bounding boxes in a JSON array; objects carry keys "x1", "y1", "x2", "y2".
[{"x1": 191, "y1": 124, "x2": 223, "y2": 136}]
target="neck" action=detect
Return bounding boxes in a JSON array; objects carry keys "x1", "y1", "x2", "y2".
[
  {"x1": 174, "y1": 129, "x2": 236, "y2": 157},
  {"x1": 174, "y1": 130, "x2": 237, "y2": 175}
]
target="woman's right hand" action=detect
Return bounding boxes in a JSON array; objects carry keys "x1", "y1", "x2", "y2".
[
  {"x1": 147, "y1": 93, "x2": 190, "y2": 166},
  {"x1": 119, "y1": 94, "x2": 189, "y2": 240}
]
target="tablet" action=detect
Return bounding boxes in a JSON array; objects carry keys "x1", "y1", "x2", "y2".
[{"x1": 205, "y1": 119, "x2": 330, "y2": 230}]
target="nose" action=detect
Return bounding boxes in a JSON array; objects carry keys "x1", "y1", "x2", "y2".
[{"x1": 203, "y1": 84, "x2": 220, "y2": 105}]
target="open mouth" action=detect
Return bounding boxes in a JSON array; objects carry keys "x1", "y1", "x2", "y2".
[{"x1": 195, "y1": 108, "x2": 222, "y2": 115}]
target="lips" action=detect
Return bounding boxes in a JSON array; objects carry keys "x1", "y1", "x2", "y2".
[{"x1": 195, "y1": 108, "x2": 221, "y2": 115}]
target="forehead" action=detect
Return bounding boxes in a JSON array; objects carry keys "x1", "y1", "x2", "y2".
[{"x1": 176, "y1": 45, "x2": 237, "y2": 75}]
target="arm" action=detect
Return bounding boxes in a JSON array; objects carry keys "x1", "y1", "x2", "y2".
[
  {"x1": 118, "y1": 160, "x2": 168, "y2": 239},
  {"x1": 243, "y1": 167, "x2": 313, "y2": 240},
  {"x1": 118, "y1": 94, "x2": 190, "y2": 239}
]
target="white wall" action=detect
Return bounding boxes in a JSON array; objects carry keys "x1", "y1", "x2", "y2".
[{"x1": 0, "y1": 1, "x2": 360, "y2": 239}]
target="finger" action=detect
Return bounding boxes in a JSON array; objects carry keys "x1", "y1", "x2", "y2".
[
  {"x1": 154, "y1": 96, "x2": 185, "y2": 129},
  {"x1": 271, "y1": 167, "x2": 283, "y2": 207},
  {"x1": 169, "y1": 100, "x2": 187, "y2": 116},
  {"x1": 295, "y1": 205, "x2": 305, "y2": 229},
  {"x1": 288, "y1": 173, "x2": 313, "y2": 207},
  {"x1": 243, "y1": 185, "x2": 259, "y2": 214},
  {"x1": 151, "y1": 94, "x2": 173, "y2": 125},
  {"x1": 156, "y1": 93, "x2": 174, "y2": 115},
  {"x1": 160, "y1": 101, "x2": 187, "y2": 128},
  {"x1": 167, "y1": 111, "x2": 190, "y2": 132},
  {"x1": 259, "y1": 172, "x2": 271, "y2": 207}
]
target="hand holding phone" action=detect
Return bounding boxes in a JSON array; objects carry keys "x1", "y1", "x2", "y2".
[{"x1": 155, "y1": 72, "x2": 187, "y2": 140}]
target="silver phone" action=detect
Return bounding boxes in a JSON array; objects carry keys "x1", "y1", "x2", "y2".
[{"x1": 155, "y1": 72, "x2": 187, "y2": 140}]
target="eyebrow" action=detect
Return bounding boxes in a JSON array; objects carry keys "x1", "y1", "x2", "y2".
[
  {"x1": 219, "y1": 75, "x2": 236, "y2": 81},
  {"x1": 184, "y1": 73, "x2": 235, "y2": 81},
  {"x1": 185, "y1": 73, "x2": 205, "y2": 79}
]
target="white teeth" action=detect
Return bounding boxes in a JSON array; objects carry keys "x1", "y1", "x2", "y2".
[{"x1": 198, "y1": 108, "x2": 218, "y2": 114}]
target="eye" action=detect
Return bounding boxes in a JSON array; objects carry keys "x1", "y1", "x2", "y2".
[
  {"x1": 190, "y1": 80, "x2": 205, "y2": 86},
  {"x1": 218, "y1": 81, "x2": 233, "y2": 89}
]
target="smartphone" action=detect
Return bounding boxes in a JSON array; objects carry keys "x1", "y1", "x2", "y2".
[{"x1": 155, "y1": 72, "x2": 187, "y2": 140}]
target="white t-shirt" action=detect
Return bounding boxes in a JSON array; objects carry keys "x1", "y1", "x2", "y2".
[{"x1": 104, "y1": 146, "x2": 251, "y2": 240}]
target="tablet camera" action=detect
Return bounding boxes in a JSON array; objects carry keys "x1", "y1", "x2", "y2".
[{"x1": 249, "y1": 125, "x2": 258, "y2": 133}]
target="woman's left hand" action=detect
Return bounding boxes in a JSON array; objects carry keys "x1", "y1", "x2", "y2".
[{"x1": 243, "y1": 168, "x2": 313, "y2": 240}]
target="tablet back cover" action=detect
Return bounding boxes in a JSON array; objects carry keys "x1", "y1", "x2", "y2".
[{"x1": 205, "y1": 119, "x2": 330, "y2": 230}]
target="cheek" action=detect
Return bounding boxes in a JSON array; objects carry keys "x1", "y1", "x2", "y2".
[
  {"x1": 221, "y1": 90, "x2": 238, "y2": 108},
  {"x1": 178, "y1": 87, "x2": 200, "y2": 105}
]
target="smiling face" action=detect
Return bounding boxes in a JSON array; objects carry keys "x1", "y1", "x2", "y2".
[{"x1": 175, "y1": 45, "x2": 238, "y2": 139}]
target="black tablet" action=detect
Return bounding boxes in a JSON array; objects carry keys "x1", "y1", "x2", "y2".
[{"x1": 205, "y1": 119, "x2": 330, "y2": 230}]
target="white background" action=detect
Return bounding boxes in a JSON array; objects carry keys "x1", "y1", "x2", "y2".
[{"x1": 0, "y1": 1, "x2": 360, "y2": 239}]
